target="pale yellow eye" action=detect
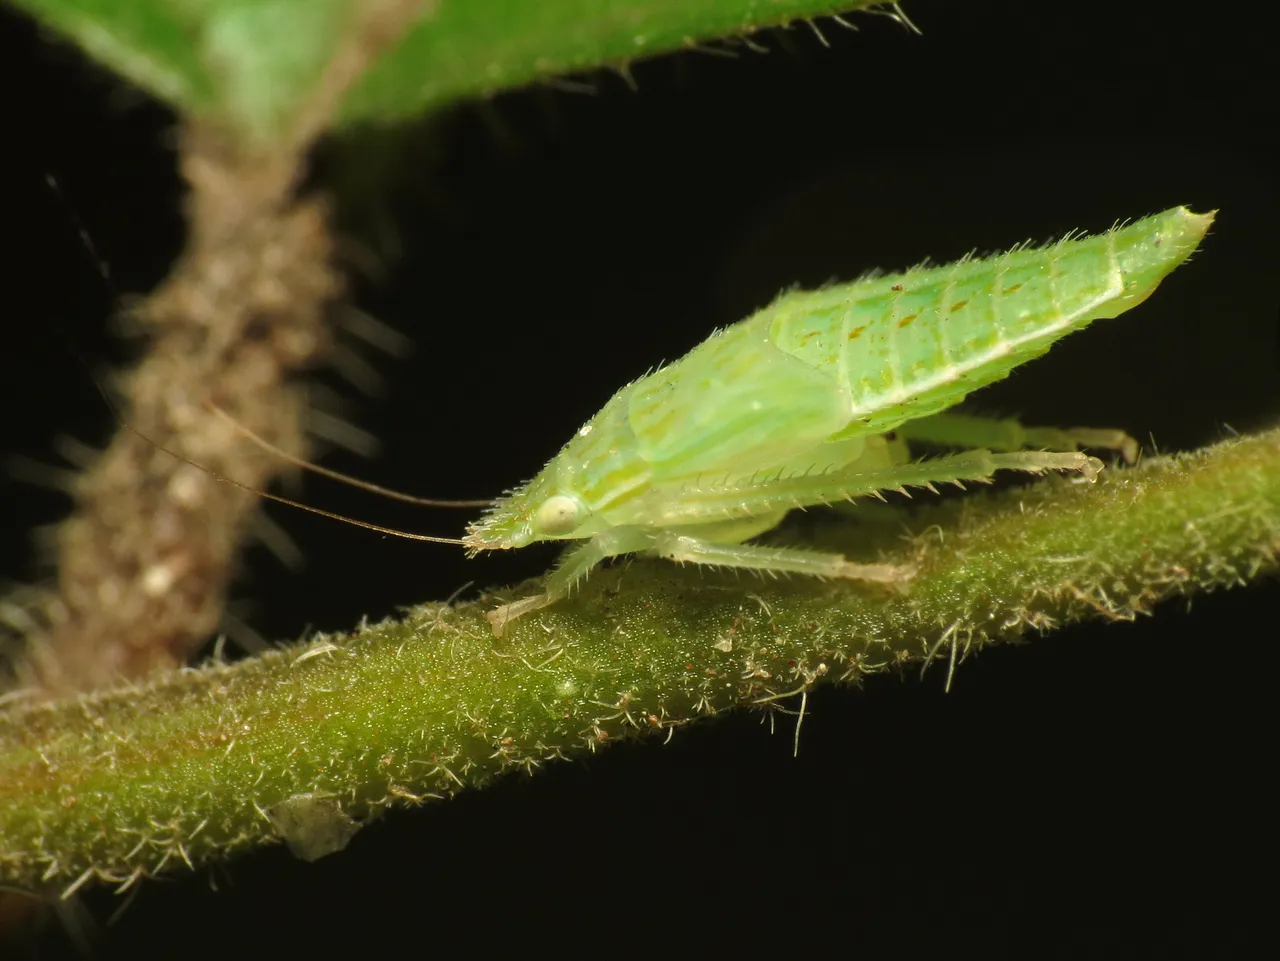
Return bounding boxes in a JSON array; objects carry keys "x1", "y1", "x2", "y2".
[{"x1": 533, "y1": 494, "x2": 583, "y2": 535}]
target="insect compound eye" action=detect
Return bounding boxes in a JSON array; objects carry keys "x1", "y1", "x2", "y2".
[{"x1": 532, "y1": 494, "x2": 584, "y2": 536}]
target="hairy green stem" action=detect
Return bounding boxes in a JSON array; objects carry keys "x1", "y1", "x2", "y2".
[{"x1": 2, "y1": 427, "x2": 1277, "y2": 896}]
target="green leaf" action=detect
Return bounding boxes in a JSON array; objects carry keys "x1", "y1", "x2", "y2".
[
  {"x1": 339, "y1": 0, "x2": 890, "y2": 126},
  {"x1": 7, "y1": 0, "x2": 890, "y2": 144},
  {"x1": 2, "y1": 427, "x2": 1276, "y2": 895}
]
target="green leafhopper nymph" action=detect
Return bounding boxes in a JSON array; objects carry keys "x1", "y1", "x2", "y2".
[{"x1": 466, "y1": 207, "x2": 1213, "y2": 633}]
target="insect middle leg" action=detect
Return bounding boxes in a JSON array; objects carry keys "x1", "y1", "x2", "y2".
[
  {"x1": 648, "y1": 534, "x2": 910, "y2": 582},
  {"x1": 897, "y1": 411, "x2": 1139, "y2": 464},
  {"x1": 486, "y1": 524, "x2": 909, "y2": 636}
]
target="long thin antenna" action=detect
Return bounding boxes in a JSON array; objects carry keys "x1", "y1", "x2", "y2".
[
  {"x1": 206, "y1": 402, "x2": 494, "y2": 508},
  {"x1": 77, "y1": 369, "x2": 468, "y2": 546},
  {"x1": 202, "y1": 471, "x2": 468, "y2": 545}
]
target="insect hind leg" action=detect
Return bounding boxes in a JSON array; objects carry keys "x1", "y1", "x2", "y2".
[
  {"x1": 680, "y1": 446, "x2": 1105, "y2": 520},
  {"x1": 897, "y1": 411, "x2": 1139, "y2": 464}
]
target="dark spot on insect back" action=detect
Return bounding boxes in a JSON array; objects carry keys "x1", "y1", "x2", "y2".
[
  {"x1": 897, "y1": 314, "x2": 918, "y2": 328},
  {"x1": 848, "y1": 325, "x2": 866, "y2": 340}
]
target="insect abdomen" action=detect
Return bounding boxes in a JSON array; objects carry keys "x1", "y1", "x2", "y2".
[{"x1": 770, "y1": 207, "x2": 1212, "y2": 435}]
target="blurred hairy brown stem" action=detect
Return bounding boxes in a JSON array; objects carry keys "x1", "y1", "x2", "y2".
[{"x1": 14, "y1": 1, "x2": 433, "y2": 693}]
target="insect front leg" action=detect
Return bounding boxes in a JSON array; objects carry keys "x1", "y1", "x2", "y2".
[
  {"x1": 897, "y1": 411, "x2": 1139, "y2": 464},
  {"x1": 486, "y1": 527, "x2": 655, "y2": 637}
]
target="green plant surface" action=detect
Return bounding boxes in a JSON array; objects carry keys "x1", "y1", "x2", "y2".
[
  {"x1": 2, "y1": 426, "x2": 1276, "y2": 896},
  {"x1": 7, "y1": 0, "x2": 889, "y2": 144},
  {"x1": 338, "y1": 0, "x2": 893, "y2": 126}
]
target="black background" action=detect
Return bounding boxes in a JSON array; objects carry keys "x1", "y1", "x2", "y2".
[{"x1": 2, "y1": 0, "x2": 1278, "y2": 956}]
